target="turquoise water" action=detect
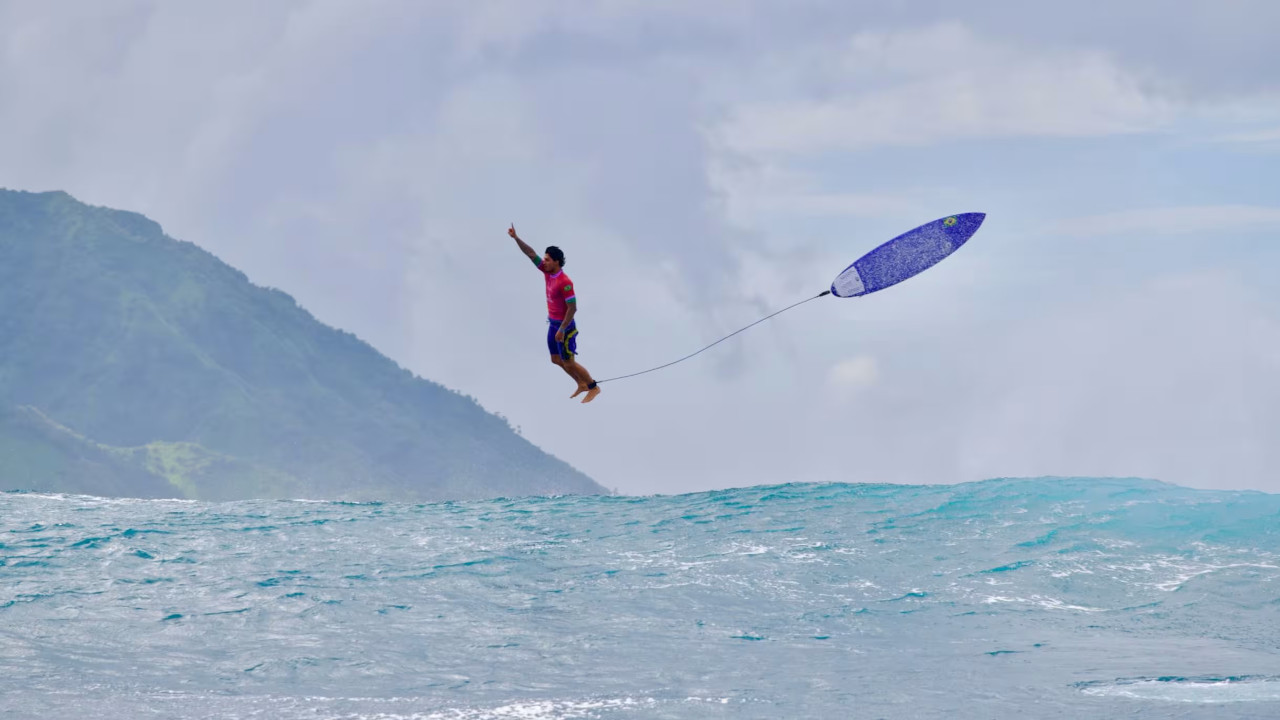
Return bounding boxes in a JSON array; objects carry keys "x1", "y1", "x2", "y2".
[{"x1": 3, "y1": 478, "x2": 1279, "y2": 718}]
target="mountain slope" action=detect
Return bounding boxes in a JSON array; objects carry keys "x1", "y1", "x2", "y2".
[
  {"x1": 0, "y1": 405, "x2": 176, "y2": 498},
  {"x1": 0, "y1": 189, "x2": 604, "y2": 500}
]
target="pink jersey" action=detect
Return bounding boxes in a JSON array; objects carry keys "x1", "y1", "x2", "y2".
[{"x1": 539, "y1": 261, "x2": 576, "y2": 320}]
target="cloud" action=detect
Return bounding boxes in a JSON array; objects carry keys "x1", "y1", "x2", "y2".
[
  {"x1": 1053, "y1": 205, "x2": 1280, "y2": 237},
  {"x1": 956, "y1": 272, "x2": 1280, "y2": 489},
  {"x1": 827, "y1": 355, "x2": 879, "y2": 392},
  {"x1": 1220, "y1": 127, "x2": 1280, "y2": 143},
  {"x1": 709, "y1": 159, "x2": 916, "y2": 230},
  {"x1": 715, "y1": 23, "x2": 1176, "y2": 155},
  {"x1": 2, "y1": 2, "x2": 1278, "y2": 496},
  {"x1": 1214, "y1": 126, "x2": 1280, "y2": 151}
]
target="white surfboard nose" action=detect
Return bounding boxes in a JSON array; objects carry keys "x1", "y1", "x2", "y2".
[{"x1": 831, "y1": 266, "x2": 866, "y2": 298}]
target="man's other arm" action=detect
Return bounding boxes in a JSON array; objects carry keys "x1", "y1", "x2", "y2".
[{"x1": 508, "y1": 224, "x2": 541, "y2": 266}]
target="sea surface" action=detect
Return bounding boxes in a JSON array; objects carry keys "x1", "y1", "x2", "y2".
[{"x1": 3, "y1": 478, "x2": 1279, "y2": 719}]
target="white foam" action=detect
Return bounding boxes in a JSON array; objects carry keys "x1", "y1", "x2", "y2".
[
  {"x1": 1081, "y1": 678, "x2": 1280, "y2": 704},
  {"x1": 333, "y1": 696, "x2": 669, "y2": 719},
  {"x1": 980, "y1": 594, "x2": 1103, "y2": 612}
]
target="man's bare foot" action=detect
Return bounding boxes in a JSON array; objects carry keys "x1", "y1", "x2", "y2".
[
  {"x1": 581, "y1": 386, "x2": 602, "y2": 404},
  {"x1": 570, "y1": 383, "x2": 589, "y2": 399}
]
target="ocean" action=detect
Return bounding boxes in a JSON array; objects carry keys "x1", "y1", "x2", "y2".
[{"x1": 2, "y1": 477, "x2": 1279, "y2": 719}]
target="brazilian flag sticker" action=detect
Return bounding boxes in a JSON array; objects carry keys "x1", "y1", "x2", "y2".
[{"x1": 943, "y1": 216, "x2": 958, "y2": 227}]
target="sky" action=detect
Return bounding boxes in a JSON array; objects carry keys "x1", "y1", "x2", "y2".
[{"x1": 1, "y1": 0, "x2": 1278, "y2": 495}]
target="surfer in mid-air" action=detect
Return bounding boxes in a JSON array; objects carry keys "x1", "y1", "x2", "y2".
[{"x1": 507, "y1": 224, "x2": 601, "y2": 404}]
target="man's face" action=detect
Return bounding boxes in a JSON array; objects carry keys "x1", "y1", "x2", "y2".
[{"x1": 543, "y1": 253, "x2": 560, "y2": 272}]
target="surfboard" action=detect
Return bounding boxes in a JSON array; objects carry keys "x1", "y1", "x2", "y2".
[{"x1": 831, "y1": 213, "x2": 985, "y2": 298}]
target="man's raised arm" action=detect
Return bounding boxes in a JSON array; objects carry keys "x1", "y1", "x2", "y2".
[{"x1": 508, "y1": 224, "x2": 541, "y2": 266}]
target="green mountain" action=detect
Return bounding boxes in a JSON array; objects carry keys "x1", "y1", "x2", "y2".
[{"x1": 0, "y1": 189, "x2": 604, "y2": 501}]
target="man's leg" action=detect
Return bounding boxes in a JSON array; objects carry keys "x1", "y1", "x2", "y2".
[
  {"x1": 549, "y1": 320, "x2": 585, "y2": 392},
  {"x1": 568, "y1": 361, "x2": 591, "y2": 398},
  {"x1": 555, "y1": 356, "x2": 590, "y2": 397},
  {"x1": 564, "y1": 358, "x2": 601, "y2": 403},
  {"x1": 550, "y1": 355, "x2": 580, "y2": 385}
]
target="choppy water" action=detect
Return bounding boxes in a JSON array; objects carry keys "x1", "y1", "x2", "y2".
[{"x1": 3, "y1": 477, "x2": 1279, "y2": 719}]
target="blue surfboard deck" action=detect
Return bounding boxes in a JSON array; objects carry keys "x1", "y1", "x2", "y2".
[{"x1": 831, "y1": 213, "x2": 985, "y2": 298}]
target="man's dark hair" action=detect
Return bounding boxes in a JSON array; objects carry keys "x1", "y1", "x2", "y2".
[{"x1": 545, "y1": 246, "x2": 566, "y2": 267}]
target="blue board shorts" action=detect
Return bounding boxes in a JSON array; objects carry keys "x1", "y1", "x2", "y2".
[{"x1": 547, "y1": 318, "x2": 578, "y2": 361}]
